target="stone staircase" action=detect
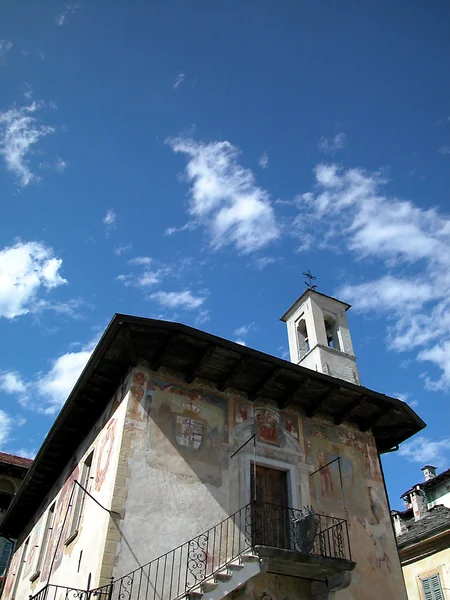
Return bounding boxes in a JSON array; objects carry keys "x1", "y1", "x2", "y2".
[{"x1": 188, "y1": 551, "x2": 262, "y2": 600}]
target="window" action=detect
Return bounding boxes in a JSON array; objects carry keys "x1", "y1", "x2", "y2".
[
  {"x1": 421, "y1": 574, "x2": 444, "y2": 600},
  {"x1": 11, "y1": 538, "x2": 28, "y2": 599},
  {"x1": 65, "y1": 452, "x2": 94, "y2": 545},
  {"x1": 323, "y1": 315, "x2": 341, "y2": 351},
  {"x1": 297, "y1": 318, "x2": 310, "y2": 358},
  {"x1": 31, "y1": 502, "x2": 55, "y2": 582},
  {"x1": 0, "y1": 539, "x2": 14, "y2": 576}
]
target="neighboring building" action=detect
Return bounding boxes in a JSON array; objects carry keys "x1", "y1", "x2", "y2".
[
  {"x1": 0, "y1": 453, "x2": 33, "y2": 580},
  {"x1": 393, "y1": 466, "x2": 450, "y2": 600},
  {"x1": 0, "y1": 289, "x2": 425, "y2": 600}
]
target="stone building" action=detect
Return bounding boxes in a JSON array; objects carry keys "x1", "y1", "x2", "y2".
[
  {"x1": 0, "y1": 290, "x2": 425, "y2": 600},
  {"x1": 392, "y1": 466, "x2": 450, "y2": 599},
  {"x1": 0, "y1": 453, "x2": 33, "y2": 580}
]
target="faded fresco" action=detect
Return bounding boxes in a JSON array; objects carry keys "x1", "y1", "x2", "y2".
[
  {"x1": 3, "y1": 547, "x2": 20, "y2": 598},
  {"x1": 305, "y1": 419, "x2": 404, "y2": 600},
  {"x1": 40, "y1": 465, "x2": 79, "y2": 582},
  {"x1": 22, "y1": 517, "x2": 43, "y2": 578},
  {"x1": 95, "y1": 417, "x2": 117, "y2": 492},
  {"x1": 231, "y1": 398, "x2": 302, "y2": 453},
  {"x1": 146, "y1": 375, "x2": 227, "y2": 483}
]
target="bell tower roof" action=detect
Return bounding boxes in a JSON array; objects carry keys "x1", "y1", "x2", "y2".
[{"x1": 280, "y1": 288, "x2": 351, "y2": 323}]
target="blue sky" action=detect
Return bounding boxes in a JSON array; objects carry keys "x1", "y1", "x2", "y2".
[{"x1": 1, "y1": 0, "x2": 449, "y2": 510}]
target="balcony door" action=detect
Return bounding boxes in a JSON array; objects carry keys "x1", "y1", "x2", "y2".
[{"x1": 250, "y1": 464, "x2": 290, "y2": 548}]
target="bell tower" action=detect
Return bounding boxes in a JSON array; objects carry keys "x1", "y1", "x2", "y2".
[{"x1": 280, "y1": 285, "x2": 360, "y2": 385}]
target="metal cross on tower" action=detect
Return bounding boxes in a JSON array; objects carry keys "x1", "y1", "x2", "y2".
[{"x1": 303, "y1": 270, "x2": 317, "y2": 290}]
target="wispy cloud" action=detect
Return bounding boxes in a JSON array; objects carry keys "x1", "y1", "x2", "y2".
[
  {"x1": 234, "y1": 339, "x2": 246, "y2": 346},
  {"x1": 1, "y1": 339, "x2": 96, "y2": 415},
  {"x1": 117, "y1": 271, "x2": 161, "y2": 287},
  {"x1": 128, "y1": 256, "x2": 152, "y2": 265},
  {"x1": 164, "y1": 221, "x2": 197, "y2": 236},
  {"x1": 258, "y1": 151, "x2": 269, "y2": 169},
  {"x1": 296, "y1": 162, "x2": 450, "y2": 390},
  {"x1": 114, "y1": 243, "x2": 132, "y2": 256},
  {"x1": 250, "y1": 256, "x2": 277, "y2": 270},
  {"x1": 318, "y1": 132, "x2": 347, "y2": 155},
  {"x1": 399, "y1": 436, "x2": 450, "y2": 467},
  {"x1": 438, "y1": 145, "x2": 450, "y2": 155},
  {"x1": 103, "y1": 208, "x2": 116, "y2": 234},
  {"x1": 173, "y1": 73, "x2": 185, "y2": 89},
  {"x1": 0, "y1": 40, "x2": 13, "y2": 63},
  {"x1": 56, "y1": 4, "x2": 80, "y2": 27},
  {"x1": 167, "y1": 136, "x2": 279, "y2": 253},
  {"x1": 0, "y1": 101, "x2": 55, "y2": 186},
  {"x1": 150, "y1": 290, "x2": 206, "y2": 310},
  {"x1": 0, "y1": 410, "x2": 13, "y2": 445},
  {"x1": 0, "y1": 241, "x2": 67, "y2": 319},
  {"x1": 234, "y1": 323, "x2": 255, "y2": 338}
]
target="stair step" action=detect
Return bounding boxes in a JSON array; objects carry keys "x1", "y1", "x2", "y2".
[
  {"x1": 228, "y1": 562, "x2": 244, "y2": 571},
  {"x1": 201, "y1": 581, "x2": 218, "y2": 593},
  {"x1": 241, "y1": 553, "x2": 259, "y2": 563},
  {"x1": 215, "y1": 571, "x2": 233, "y2": 582}
]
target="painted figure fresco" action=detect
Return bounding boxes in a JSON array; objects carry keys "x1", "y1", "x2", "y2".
[
  {"x1": 22, "y1": 518, "x2": 42, "y2": 578},
  {"x1": 255, "y1": 408, "x2": 280, "y2": 445},
  {"x1": 41, "y1": 465, "x2": 79, "y2": 582},
  {"x1": 3, "y1": 548, "x2": 20, "y2": 598},
  {"x1": 95, "y1": 417, "x2": 116, "y2": 491}
]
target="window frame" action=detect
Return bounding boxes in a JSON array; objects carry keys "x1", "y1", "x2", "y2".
[{"x1": 64, "y1": 451, "x2": 94, "y2": 546}]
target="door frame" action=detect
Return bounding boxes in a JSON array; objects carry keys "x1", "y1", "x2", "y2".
[{"x1": 242, "y1": 453, "x2": 300, "y2": 509}]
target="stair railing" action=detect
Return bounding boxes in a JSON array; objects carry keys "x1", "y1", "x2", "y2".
[{"x1": 29, "y1": 501, "x2": 350, "y2": 600}]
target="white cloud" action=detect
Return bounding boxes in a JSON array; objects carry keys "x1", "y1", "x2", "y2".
[
  {"x1": 194, "y1": 309, "x2": 210, "y2": 326},
  {"x1": 11, "y1": 447, "x2": 36, "y2": 459},
  {"x1": 164, "y1": 221, "x2": 197, "y2": 236},
  {"x1": 0, "y1": 371, "x2": 28, "y2": 396},
  {"x1": 128, "y1": 256, "x2": 152, "y2": 265},
  {"x1": 234, "y1": 339, "x2": 246, "y2": 346},
  {"x1": 117, "y1": 270, "x2": 161, "y2": 288},
  {"x1": 0, "y1": 101, "x2": 55, "y2": 186},
  {"x1": 167, "y1": 136, "x2": 279, "y2": 253},
  {"x1": 439, "y1": 145, "x2": 450, "y2": 155},
  {"x1": 173, "y1": 73, "x2": 185, "y2": 89},
  {"x1": 36, "y1": 346, "x2": 93, "y2": 414},
  {"x1": 0, "y1": 338, "x2": 97, "y2": 416},
  {"x1": 296, "y1": 163, "x2": 450, "y2": 390},
  {"x1": 56, "y1": 4, "x2": 79, "y2": 26},
  {"x1": 391, "y1": 392, "x2": 418, "y2": 409},
  {"x1": 258, "y1": 151, "x2": 269, "y2": 169},
  {"x1": 0, "y1": 40, "x2": 12, "y2": 62},
  {"x1": 150, "y1": 290, "x2": 206, "y2": 310},
  {"x1": 0, "y1": 410, "x2": 13, "y2": 445},
  {"x1": 0, "y1": 241, "x2": 67, "y2": 319},
  {"x1": 234, "y1": 323, "x2": 255, "y2": 338},
  {"x1": 114, "y1": 244, "x2": 132, "y2": 256},
  {"x1": 399, "y1": 436, "x2": 450, "y2": 467},
  {"x1": 251, "y1": 256, "x2": 277, "y2": 270},
  {"x1": 318, "y1": 132, "x2": 347, "y2": 155},
  {"x1": 55, "y1": 156, "x2": 67, "y2": 172},
  {"x1": 103, "y1": 209, "x2": 116, "y2": 227}
]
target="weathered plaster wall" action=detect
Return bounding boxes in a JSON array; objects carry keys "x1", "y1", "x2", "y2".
[
  {"x1": 227, "y1": 573, "x2": 311, "y2": 600},
  {"x1": 111, "y1": 367, "x2": 403, "y2": 600},
  {"x1": 402, "y1": 548, "x2": 450, "y2": 600},
  {"x1": 112, "y1": 368, "x2": 307, "y2": 580},
  {"x1": 304, "y1": 418, "x2": 407, "y2": 600},
  {"x1": 2, "y1": 373, "x2": 132, "y2": 600}
]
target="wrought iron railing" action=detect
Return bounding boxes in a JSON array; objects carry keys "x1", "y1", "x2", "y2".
[{"x1": 29, "y1": 501, "x2": 350, "y2": 600}]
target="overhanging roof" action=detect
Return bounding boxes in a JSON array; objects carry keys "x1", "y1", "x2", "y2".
[{"x1": 0, "y1": 314, "x2": 426, "y2": 538}]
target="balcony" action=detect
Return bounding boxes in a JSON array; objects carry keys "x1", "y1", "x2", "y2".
[{"x1": 29, "y1": 501, "x2": 355, "y2": 600}]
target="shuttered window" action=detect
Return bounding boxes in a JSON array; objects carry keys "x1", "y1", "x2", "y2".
[{"x1": 421, "y1": 573, "x2": 444, "y2": 600}]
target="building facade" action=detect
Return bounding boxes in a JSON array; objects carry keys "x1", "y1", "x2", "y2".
[
  {"x1": 0, "y1": 453, "x2": 32, "y2": 584},
  {"x1": 393, "y1": 466, "x2": 450, "y2": 600},
  {"x1": 1, "y1": 291, "x2": 425, "y2": 600}
]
